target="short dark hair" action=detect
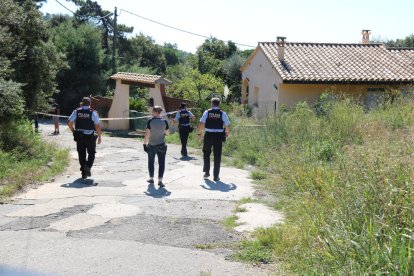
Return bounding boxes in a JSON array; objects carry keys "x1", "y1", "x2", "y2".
[
  {"x1": 80, "y1": 97, "x2": 91, "y2": 106},
  {"x1": 152, "y1": 106, "x2": 163, "y2": 114},
  {"x1": 211, "y1": 97, "x2": 221, "y2": 107},
  {"x1": 179, "y1": 103, "x2": 187, "y2": 109}
]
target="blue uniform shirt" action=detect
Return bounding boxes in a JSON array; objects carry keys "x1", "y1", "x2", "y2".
[
  {"x1": 174, "y1": 109, "x2": 194, "y2": 126},
  {"x1": 200, "y1": 107, "x2": 230, "y2": 133},
  {"x1": 69, "y1": 106, "x2": 100, "y2": 135}
]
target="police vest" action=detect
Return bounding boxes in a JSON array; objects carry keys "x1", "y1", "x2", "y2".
[
  {"x1": 178, "y1": 110, "x2": 191, "y2": 125},
  {"x1": 205, "y1": 109, "x2": 224, "y2": 130},
  {"x1": 75, "y1": 108, "x2": 95, "y2": 131}
]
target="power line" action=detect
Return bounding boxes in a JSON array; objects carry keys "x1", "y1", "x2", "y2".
[
  {"x1": 55, "y1": 0, "x2": 75, "y2": 14},
  {"x1": 54, "y1": 0, "x2": 113, "y2": 20},
  {"x1": 53, "y1": 1, "x2": 255, "y2": 48},
  {"x1": 120, "y1": 9, "x2": 255, "y2": 48}
]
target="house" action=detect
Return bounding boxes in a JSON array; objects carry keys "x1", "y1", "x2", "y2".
[
  {"x1": 241, "y1": 31, "x2": 414, "y2": 117},
  {"x1": 108, "y1": 72, "x2": 193, "y2": 131}
]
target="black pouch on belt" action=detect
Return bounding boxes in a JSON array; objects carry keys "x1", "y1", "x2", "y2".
[
  {"x1": 73, "y1": 131, "x2": 81, "y2": 142},
  {"x1": 222, "y1": 131, "x2": 227, "y2": 142}
]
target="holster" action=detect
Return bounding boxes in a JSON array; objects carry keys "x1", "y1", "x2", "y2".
[{"x1": 73, "y1": 131, "x2": 81, "y2": 142}]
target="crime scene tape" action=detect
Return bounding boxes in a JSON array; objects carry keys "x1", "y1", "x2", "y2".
[{"x1": 35, "y1": 110, "x2": 182, "y2": 121}]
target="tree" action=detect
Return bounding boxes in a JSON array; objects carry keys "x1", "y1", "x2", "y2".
[
  {"x1": 0, "y1": 79, "x2": 24, "y2": 122},
  {"x1": 0, "y1": 0, "x2": 64, "y2": 113},
  {"x1": 223, "y1": 53, "x2": 246, "y2": 102},
  {"x1": 371, "y1": 34, "x2": 414, "y2": 47},
  {"x1": 71, "y1": 0, "x2": 133, "y2": 71},
  {"x1": 121, "y1": 34, "x2": 167, "y2": 74},
  {"x1": 385, "y1": 34, "x2": 414, "y2": 47},
  {"x1": 163, "y1": 43, "x2": 180, "y2": 66},
  {"x1": 196, "y1": 38, "x2": 238, "y2": 79},
  {"x1": 171, "y1": 70, "x2": 224, "y2": 103},
  {"x1": 51, "y1": 19, "x2": 105, "y2": 111}
]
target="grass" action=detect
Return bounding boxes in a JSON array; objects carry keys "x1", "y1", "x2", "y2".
[
  {"x1": 251, "y1": 170, "x2": 267, "y2": 180},
  {"x1": 222, "y1": 94, "x2": 414, "y2": 273},
  {"x1": 221, "y1": 215, "x2": 240, "y2": 229},
  {"x1": 234, "y1": 206, "x2": 247, "y2": 213},
  {"x1": 0, "y1": 120, "x2": 69, "y2": 202},
  {"x1": 194, "y1": 243, "x2": 215, "y2": 250},
  {"x1": 232, "y1": 240, "x2": 273, "y2": 264}
]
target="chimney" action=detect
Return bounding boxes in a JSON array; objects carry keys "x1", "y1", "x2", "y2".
[
  {"x1": 276, "y1": 36, "x2": 286, "y2": 61},
  {"x1": 361, "y1": 30, "x2": 371, "y2": 44}
]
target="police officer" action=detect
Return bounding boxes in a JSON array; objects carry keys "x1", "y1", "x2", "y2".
[
  {"x1": 67, "y1": 97, "x2": 102, "y2": 179},
  {"x1": 144, "y1": 106, "x2": 170, "y2": 188},
  {"x1": 50, "y1": 99, "x2": 60, "y2": 135},
  {"x1": 198, "y1": 98, "x2": 231, "y2": 181},
  {"x1": 173, "y1": 103, "x2": 195, "y2": 157}
]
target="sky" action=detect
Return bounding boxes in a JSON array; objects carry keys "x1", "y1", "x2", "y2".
[{"x1": 40, "y1": 0, "x2": 414, "y2": 53}]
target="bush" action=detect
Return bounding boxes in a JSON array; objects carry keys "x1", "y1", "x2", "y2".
[
  {"x1": 129, "y1": 98, "x2": 148, "y2": 112},
  {"x1": 0, "y1": 78, "x2": 24, "y2": 122}
]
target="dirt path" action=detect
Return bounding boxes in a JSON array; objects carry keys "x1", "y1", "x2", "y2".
[{"x1": 0, "y1": 123, "x2": 280, "y2": 275}]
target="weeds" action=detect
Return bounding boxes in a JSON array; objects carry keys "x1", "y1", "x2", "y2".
[
  {"x1": 222, "y1": 215, "x2": 240, "y2": 229},
  {"x1": 167, "y1": 94, "x2": 414, "y2": 273},
  {"x1": 0, "y1": 120, "x2": 69, "y2": 202},
  {"x1": 226, "y1": 95, "x2": 414, "y2": 273}
]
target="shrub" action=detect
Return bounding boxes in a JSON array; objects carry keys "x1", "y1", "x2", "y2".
[{"x1": 129, "y1": 98, "x2": 148, "y2": 112}]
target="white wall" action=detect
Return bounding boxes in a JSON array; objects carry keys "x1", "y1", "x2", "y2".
[
  {"x1": 149, "y1": 84, "x2": 165, "y2": 110},
  {"x1": 242, "y1": 50, "x2": 283, "y2": 118},
  {"x1": 108, "y1": 79, "x2": 130, "y2": 130}
]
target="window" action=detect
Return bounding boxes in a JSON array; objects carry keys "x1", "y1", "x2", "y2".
[{"x1": 253, "y1": 87, "x2": 259, "y2": 107}]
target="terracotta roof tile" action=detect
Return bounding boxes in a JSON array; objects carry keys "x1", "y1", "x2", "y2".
[
  {"x1": 110, "y1": 72, "x2": 172, "y2": 85},
  {"x1": 259, "y1": 42, "x2": 414, "y2": 83}
]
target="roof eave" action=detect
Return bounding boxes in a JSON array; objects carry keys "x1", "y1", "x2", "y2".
[
  {"x1": 240, "y1": 45, "x2": 260, "y2": 72},
  {"x1": 282, "y1": 79, "x2": 414, "y2": 85}
]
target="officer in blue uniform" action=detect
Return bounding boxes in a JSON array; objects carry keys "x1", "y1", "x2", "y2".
[
  {"x1": 173, "y1": 103, "x2": 195, "y2": 157},
  {"x1": 198, "y1": 98, "x2": 231, "y2": 181},
  {"x1": 68, "y1": 97, "x2": 102, "y2": 179}
]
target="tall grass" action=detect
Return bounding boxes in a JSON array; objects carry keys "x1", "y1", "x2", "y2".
[
  {"x1": 0, "y1": 120, "x2": 69, "y2": 202},
  {"x1": 223, "y1": 96, "x2": 414, "y2": 274}
]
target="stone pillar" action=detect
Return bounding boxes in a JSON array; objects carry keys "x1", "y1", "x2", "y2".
[{"x1": 108, "y1": 79, "x2": 130, "y2": 130}]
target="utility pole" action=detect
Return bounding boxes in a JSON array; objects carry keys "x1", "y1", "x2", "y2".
[{"x1": 112, "y1": 6, "x2": 117, "y2": 74}]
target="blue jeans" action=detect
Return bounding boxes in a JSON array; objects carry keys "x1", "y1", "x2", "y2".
[{"x1": 147, "y1": 143, "x2": 167, "y2": 178}]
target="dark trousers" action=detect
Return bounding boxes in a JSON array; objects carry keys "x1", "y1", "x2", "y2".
[
  {"x1": 203, "y1": 132, "x2": 224, "y2": 178},
  {"x1": 76, "y1": 134, "x2": 97, "y2": 171},
  {"x1": 179, "y1": 126, "x2": 191, "y2": 156},
  {"x1": 148, "y1": 143, "x2": 167, "y2": 179}
]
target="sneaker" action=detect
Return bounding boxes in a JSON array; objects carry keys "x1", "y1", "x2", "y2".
[
  {"x1": 203, "y1": 172, "x2": 210, "y2": 179},
  {"x1": 81, "y1": 172, "x2": 87, "y2": 179},
  {"x1": 84, "y1": 166, "x2": 92, "y2": 177},
  {"x1": 158, "y1": 181, "x2": 165, "y2": 188},
  {"x1": 147, "y1": 179, "x2": 155, "y2": 184},
  {"x1": 214, "y1": 177, "x2": 220, "y2": 182}
]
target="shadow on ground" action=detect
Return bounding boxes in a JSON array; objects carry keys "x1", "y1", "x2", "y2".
[
  {"x1": 145, "y1": 183, "x2": 171, "y2": 198},
  {"x1": 201, "y1": 180, "x2": 237, "y2": 192},
  {"x1": 61, "y1": 179, "x2": 97, "y2": 188}
]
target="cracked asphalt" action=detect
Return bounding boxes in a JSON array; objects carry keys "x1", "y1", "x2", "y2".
[{"x1": 0, "y1": 122, "x2": 274, "y2": 276}]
